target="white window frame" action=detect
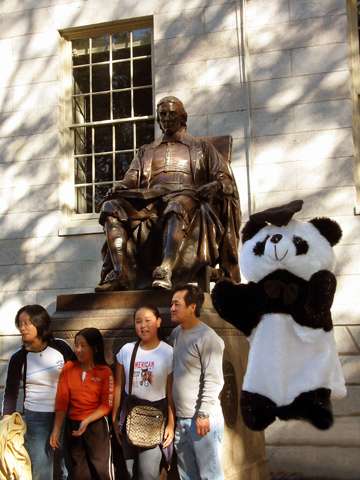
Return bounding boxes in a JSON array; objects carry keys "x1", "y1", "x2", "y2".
[{"x1": 58, "y1": 18, "x2": 154, "y2": 235}]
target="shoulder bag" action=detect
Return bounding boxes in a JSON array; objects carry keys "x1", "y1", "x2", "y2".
[{"x1": 125, "y1": 341, "x2": 166, "y2": 449}]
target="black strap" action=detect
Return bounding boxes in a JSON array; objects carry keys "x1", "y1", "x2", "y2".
[
  {"x1": 128, "y1": 340, "x2": 140, "y2": 396},
  {"x1": 22, "y1": 350, "x2": 27, "y2": 413}
]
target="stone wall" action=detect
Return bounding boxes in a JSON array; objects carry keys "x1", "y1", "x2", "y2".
[{"x1": 0, "y1": 0, "x2": 359, "y2": 477}]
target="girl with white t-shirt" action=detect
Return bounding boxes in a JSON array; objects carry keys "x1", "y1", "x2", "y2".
[{"x1": 112, "y1": 305, "x2": 174, "y2": 480}]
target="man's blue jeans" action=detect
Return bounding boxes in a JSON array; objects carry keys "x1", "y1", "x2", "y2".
[
  {"x1": 174, "y1": 415, "x2": 224, "y2": 480},
  {"x1": 24, "y1": 409, "x2": 67, "y2": 480}
]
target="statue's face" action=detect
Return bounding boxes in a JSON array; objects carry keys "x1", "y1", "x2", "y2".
[{"x1": 157, "y1": 101, "x2": 183, "y2": 134}]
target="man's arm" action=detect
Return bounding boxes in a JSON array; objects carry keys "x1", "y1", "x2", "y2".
[{"x1": 196, "y1": 330, "x2": 225, "y2": 435}]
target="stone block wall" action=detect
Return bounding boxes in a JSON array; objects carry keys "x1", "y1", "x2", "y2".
[{"x1": 0, "y1": 0, "x2": 359, "y2": 477}]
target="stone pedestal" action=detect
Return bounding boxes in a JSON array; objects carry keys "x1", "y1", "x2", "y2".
[{"x1": 53, "y1": 290, "x2": 269, "y2": 480}]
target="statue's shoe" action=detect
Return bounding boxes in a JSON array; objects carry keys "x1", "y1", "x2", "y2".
[
  {"x1": 95, "y1": 271, "x2": 129, "y2": 292},
  {"x1": 152, "y1": 266, "x2": 172, "y2": 290}
]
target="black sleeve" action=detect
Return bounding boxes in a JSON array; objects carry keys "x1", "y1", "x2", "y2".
[
  {"x1": 2, "y1": 349, "x2": 26, "y2": 415},
  {"x1": 52, "y1": 338, "x2": 76, "y2": 361}
]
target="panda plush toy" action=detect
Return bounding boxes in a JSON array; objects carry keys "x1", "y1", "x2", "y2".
[{"x1": 212, "y1": 200, "x2": 346, "y2": 431}]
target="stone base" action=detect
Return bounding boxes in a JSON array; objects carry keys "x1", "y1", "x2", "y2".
[{"x1": 53, "y1": 290, "x2": 269, "y2": 480}]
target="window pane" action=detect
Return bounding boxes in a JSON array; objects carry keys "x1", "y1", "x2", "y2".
[
  {"x1": 115, "y1": 152, "x2": 133, "y2": 180},
  {"x1": 136, "y1": 120, "x2": 154, "y2": 147},
  {"x1": 95, "y1": 154, "x2": 113, "y2": 182},
  {"x1": 73, "y1": 66, "x2": 90, "y2": 94},
  {"x1": 113, "y1": 32, "x2": 130, "y2": 60},
  {"x1": 133, "y1": 58, "x2": 152, "y2": 87},
  {"x1": 93, "y1": 93, "x2": 110, "y2": 121},
  {"x1": 95, "y1": 184, "x2": 112, "y2": 213},
  {"x1": 75, "y1": 156, "x2": 92, "y2": 184},
  {"x1": 133, "y1": 28, "x2": 151, "y2": 57},
  {"x1": 73, "y1": 96, "x2": 90, "y2": 124},
  {"x1": 113, "y1": 61, "x2": 131, "y2": 89},
  {"x1": 94, "y1": 125, "x2": 113, "y2": 153},
  {"x1": 74, "y1": 127, "x2": 91, "y2": 155},
  {"x1": 113, "y1": 91, "x2": 131, "y2": 119},
  {"x1": 92, "y1": 35, "x2": 109, "y2": 63},
  {"x1": 92, "y1": 64, "x2": 110, "y2": 92},
  {"x1": 72, "y1": 38, "x2": 89, "y2": 66},
  {"x1": 134, "y1": 88, "x2": 152, "y2": 116},
  {"x1": 115, "y1": 123, "x2": 133, "y2": 150},
  {"x1": 76, "y1": 185, "x2": 92, "y2": 213}
]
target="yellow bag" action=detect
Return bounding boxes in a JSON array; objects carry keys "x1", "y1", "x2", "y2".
[{"x1": 0, "y1": 412, "x2": 32, "y2": 480}]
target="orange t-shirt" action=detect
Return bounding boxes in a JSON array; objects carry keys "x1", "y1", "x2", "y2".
[{"x1": 55, "y1": 361, "x2": 114, "y2": 421}]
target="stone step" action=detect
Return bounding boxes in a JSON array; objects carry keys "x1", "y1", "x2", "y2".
[
  {"x1": 265, "y1": 417, "x2": 360, "y2": 447},
  {"x1": 267, "y1": 446, "x2": 360, "y2": 480}
]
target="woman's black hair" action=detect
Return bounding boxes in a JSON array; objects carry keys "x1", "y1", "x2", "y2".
[
  {"x1": 133, "y1": 304, "x2": 161, "y2": 320},
  {"x1": 75, "y1": 328, "x2": 107, "y2": 365},
  {"x1": 15, "y1": 304, "x2": 53, "y2": 342}
]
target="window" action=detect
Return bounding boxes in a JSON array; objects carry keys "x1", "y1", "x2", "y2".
[
  {"x1": 348, "y1": 1, "x2": 360, "y2": 211},
  {"x1": 61, "y1": 20, "x2": 154, "y2": 216}
]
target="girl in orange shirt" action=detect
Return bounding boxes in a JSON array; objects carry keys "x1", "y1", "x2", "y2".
[{"x1": 50, "y1": 328, "x2": 114, "y2": 480}]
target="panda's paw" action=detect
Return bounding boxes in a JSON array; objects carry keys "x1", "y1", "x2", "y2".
[
  {"x1": 241, "y1": 391, "x2": 277, "y2": 431},
  {"x1": 211, "y1": 279, "x2": 239, "y2": 321},
  {"x1": 290, "y1": 388, "x2": 334, "y2": 430}
]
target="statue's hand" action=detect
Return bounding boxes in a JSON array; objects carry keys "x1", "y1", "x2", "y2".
[
  {"x1": 104, "y1": 184, "x2": 128, "y2": 200},
  {"x1": 221, "y1": 179, "x2": 234, "y2": 196},
  {"x1": 197, "y1": 181, "x2": 221, "y2": 199}
]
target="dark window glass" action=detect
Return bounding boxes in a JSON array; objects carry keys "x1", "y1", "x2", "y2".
[
  {"x1": 113, "y1": 91, "x2": 131, "y2": 119},
  {"x1": 93, "y1": 93, "x2": 110, "y2": 121},
  {"x1": 72, "y1": 38, "x2": 90, "y2": 66},
  {"x1": 73, "y1": 96, "x2": 90, "y2": 124},
  {"x1": 133, "y1": 28, "x2": 151, "y2": 57},
  {"x1": 94, "y1": 125, "x2": 113, "y2": 153},
  {"x1": 115, "y1": 152, "x2": 133, "y2": 180},
  {"x1": 113, "y1": 61, "x2": 131, "y2": 89},
  {"x1": 74, "y1": 127, "x2": 91, "y2": 155},
  {"x1": 92, "y1": 64, "x2": 110, "y2": 92},
  {"x1": 133, "y1": 58, "x2": 152, "y2": 86},
  {"x1": 115, "y1": 123, "x2": 133, "y2": 150},
  {"x1": 134, "y1": 88, "x2": 153, "y2": 116},
  {"x1": 92, "y1": 36, "x2": 109, "y2": 63},
  {"x1": 95, "y1": 154, "x2": 113, "y2": 182},
  {"x1": 113, "y1": 32, "x2": 131, "y2": 60},
  {"x1": 75, "y1": 156, "x2": 92, "y2": 184},
  {"x1": 76, "y1": 185, "x2": 93, "y2": 213},
  {"x1": 136, "y1": 120, "x2": 154, "y2": 147},
  {"x1": 73, "y1": 67, "x2": 90, "y2": 94},
  {"x1": 95, "y1": 184, "x2": 112, "y2": 212}
]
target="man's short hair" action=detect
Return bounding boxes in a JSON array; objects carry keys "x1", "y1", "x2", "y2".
[{"x1": 172, "y1": 284, "x2": 204, "y2": 317}]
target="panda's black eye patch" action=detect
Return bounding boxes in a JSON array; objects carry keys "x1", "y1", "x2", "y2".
[
  {"x1": 293, "y1": 235, "x2": 309, "y2": 255},
  {"x1": 253, "y1": 235, "x2": 270, "y2": 256}
]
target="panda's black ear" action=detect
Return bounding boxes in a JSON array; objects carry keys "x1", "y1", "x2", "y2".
[
  {"x1": 242, "y1": 220, "x2": 267, "y2": 243},
  {"x1": 309, "y1": 217, "x2": 342, "y2": 246}
]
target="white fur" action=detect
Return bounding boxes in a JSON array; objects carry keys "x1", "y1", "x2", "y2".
[
  {"x1": 240, "y1": 219, "x2": 335, "y2": 282},
  {"x1": 239, "y1": 218, "x2": 346, "y2": 406}
]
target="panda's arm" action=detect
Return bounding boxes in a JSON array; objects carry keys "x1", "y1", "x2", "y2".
[
  {"x1": 211, "y1": 279, "x2": 264, "y2": 336},
  {"x1": 304, "y1": 270, "x2": 336, "y2": 331}
]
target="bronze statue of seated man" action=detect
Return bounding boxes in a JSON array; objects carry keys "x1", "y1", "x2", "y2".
[{"x1": 96, "y1": 95, "x2": 240, "y2": 291}]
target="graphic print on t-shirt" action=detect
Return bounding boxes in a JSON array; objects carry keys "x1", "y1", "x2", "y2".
[{"x1": 134, "y1": 360, "x2": 154, "y2": 388}]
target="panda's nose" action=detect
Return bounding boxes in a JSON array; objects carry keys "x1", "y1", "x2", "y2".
[{"x1": 270, "y1": 234, "x2": 282, "y2": 244}]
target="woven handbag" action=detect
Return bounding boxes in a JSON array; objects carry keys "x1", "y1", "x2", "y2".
[{"x1": 125, "y1": 341, "x2": 166, "y2": 448}]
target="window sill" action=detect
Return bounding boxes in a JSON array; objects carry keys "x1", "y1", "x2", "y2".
[{"x1": 58, "y1": 218, "x2": 103, "y2": 236}]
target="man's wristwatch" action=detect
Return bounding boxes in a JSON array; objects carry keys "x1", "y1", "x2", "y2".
[{"x1": 197, "y1": 412, "x2": 209, "y2": 419}]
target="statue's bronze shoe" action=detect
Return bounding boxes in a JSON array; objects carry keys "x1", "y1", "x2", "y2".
[
  {"x1": 152, "y1": 266, "x2": 172, "y2": 290},
  {"x1": 95, "y1": 271, "x2": 129, "y2": 292}
]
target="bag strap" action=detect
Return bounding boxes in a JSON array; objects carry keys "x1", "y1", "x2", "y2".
[{"x1": 128, "y1": 340, "x2": 141, "y2": 396}]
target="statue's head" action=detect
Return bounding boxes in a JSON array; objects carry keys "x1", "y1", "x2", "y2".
[{"x1": 156, "y1": 96, "x2": 188, "y2": 134}]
